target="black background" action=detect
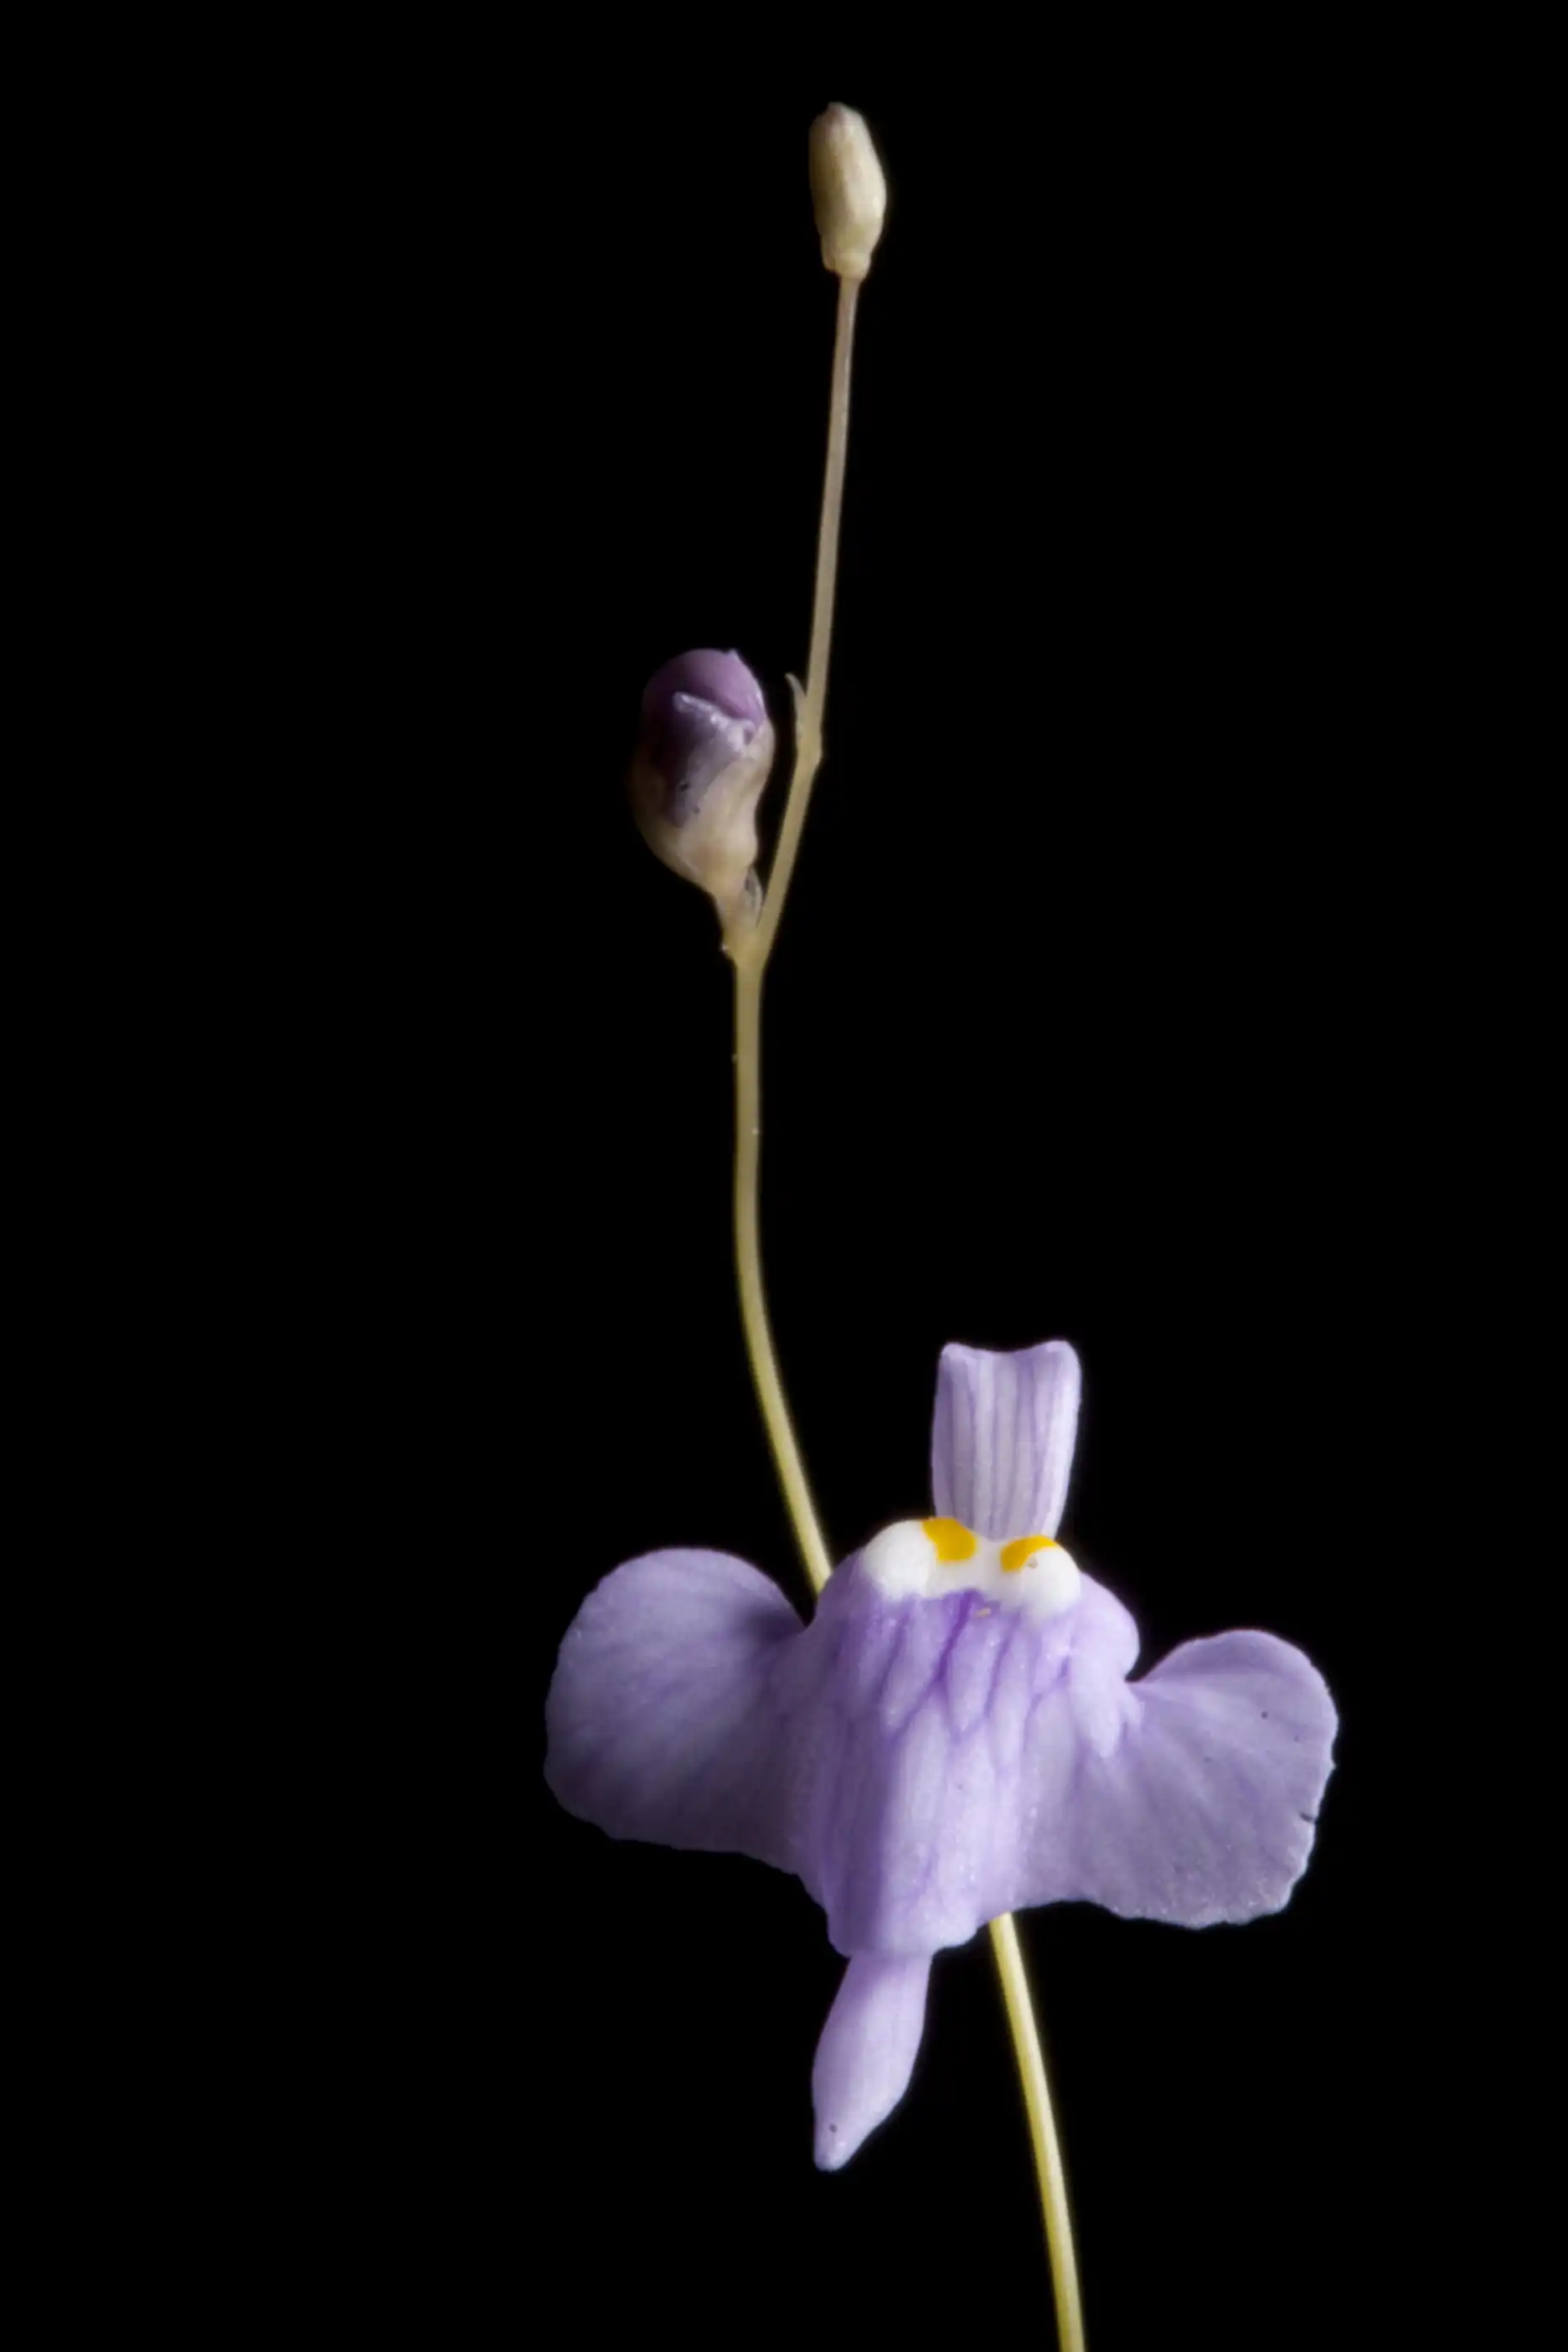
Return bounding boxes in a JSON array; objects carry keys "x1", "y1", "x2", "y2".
[{"x1": 238, "y1": 48, "x2": 1511, "y2": 2352}]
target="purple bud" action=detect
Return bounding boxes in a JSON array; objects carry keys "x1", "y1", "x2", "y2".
[{"x1": 629, "y1": 648, "x2": 776, "y2": 936}]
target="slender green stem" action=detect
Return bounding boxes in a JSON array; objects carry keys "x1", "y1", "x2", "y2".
[
  {"x1": 745, "y1": 274, "x2": 857, "y2": 970},
  {"x1": 990, "y1": 1915, "x2": 1086, "y2": 2351},
  {"x1": 727, "y1": 257, "x2": 1084, "y2": 2344},
  {"x1": 731, "y1": 951, "x2": 832, "y2": 1596},
  {"x1": 725, "y1": 277, "x2": 862, "y2": 1586}
]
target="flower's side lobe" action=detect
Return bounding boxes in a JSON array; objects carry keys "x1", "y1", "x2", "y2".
[
  {"x1": 1015, "y1": 1625, "x2": 1337, "y2": 1925},
  {"x1": 544, "y1": 1548, "x2": 802, "y2": 1869}
]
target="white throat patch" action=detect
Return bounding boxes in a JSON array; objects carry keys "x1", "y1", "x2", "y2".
[{"x1": 858, "y1": 1517, "x2": 1082, "y2": 1622}]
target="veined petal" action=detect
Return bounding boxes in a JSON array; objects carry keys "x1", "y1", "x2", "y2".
[
  {"x1": 544, "y1": 1550, "x2": 802, "y2": 1870},
  {"x1": 812, "y1": 1953, "x2": 932, "y2": 2170},
  {"x1": 776, "y1": 1559, "x2": 1118, "y2": 1956},
  {"x1": 931, "y1": 1339, "x2": 1081, "y2": 1542},
  {"x1": 774, "y1": 1550, "x2": 1333, "y2": 1953},
  {"x1": 1017, "y1": 1628, "x2": 1338, "y2": 1925}
]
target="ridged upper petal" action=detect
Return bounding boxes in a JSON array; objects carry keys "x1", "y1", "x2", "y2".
[{"x1": 931, "y1": 1340, "x2": 1082, "y2": 1541}]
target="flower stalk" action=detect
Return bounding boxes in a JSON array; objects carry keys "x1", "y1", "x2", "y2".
[
  {"x1": 991, "y1": 1915, "x2": 1085, "y2": 2348},
  {"x1": 725, "y1": 134, "x2": 1087, "y2": 2349}
]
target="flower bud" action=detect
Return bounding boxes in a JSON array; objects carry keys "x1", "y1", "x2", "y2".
[
  {"x1": 628, "y1": 649, "x2": 776, "y2": 931},
  {"x1": 808, "y1": 104, "x2": 886, "y2": 281}
]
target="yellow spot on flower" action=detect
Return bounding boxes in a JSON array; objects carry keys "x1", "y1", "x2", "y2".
[
  {"x1": 921, "y1": 1516, "x2": 977, "y2": 1563},
  {"x1": 999, "y1": 1534, "x2": 1057, "y2": 1574}
]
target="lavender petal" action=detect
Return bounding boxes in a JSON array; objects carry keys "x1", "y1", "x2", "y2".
[
  {"x1": 1019, "y1": 1628, "x2": 1338, "y2": 1924},
  {"x1": 544, "y1": 1549, "x2": 802, "y2": 1869}
]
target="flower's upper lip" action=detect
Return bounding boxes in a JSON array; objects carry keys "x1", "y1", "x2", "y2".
[{"x1": 931, "y1": 1339, "x2": 1082, "y2": 1544}]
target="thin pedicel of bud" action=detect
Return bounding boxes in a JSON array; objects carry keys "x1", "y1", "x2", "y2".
[
  {"x1": 628, "y1": 647, "x2": 776, "y2": 942},
  {"x1": 808, "y1": 104, "x2": 886, "y2": 281}
]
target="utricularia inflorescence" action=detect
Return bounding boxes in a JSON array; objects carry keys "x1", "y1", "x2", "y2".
[{"x1": 554, "y1": 108, "x2": 1333, "y2": 2349}]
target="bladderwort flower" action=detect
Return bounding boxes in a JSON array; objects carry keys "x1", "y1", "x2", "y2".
[{"x1": 546, "y1": 1337, "x2": 1338, "y2": 2169}]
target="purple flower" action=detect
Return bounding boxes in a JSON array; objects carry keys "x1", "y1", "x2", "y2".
[
  {"x1": 545, "y1": 1340, "x2": 1338, "y2": 2169},
  {"x1": 628, "y1": 648, "x2": 776, "y2": 927}
]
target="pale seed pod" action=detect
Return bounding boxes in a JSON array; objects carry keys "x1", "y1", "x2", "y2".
[{"x1": 808, "y1": 104, "x2": 886, "y2": 281}]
